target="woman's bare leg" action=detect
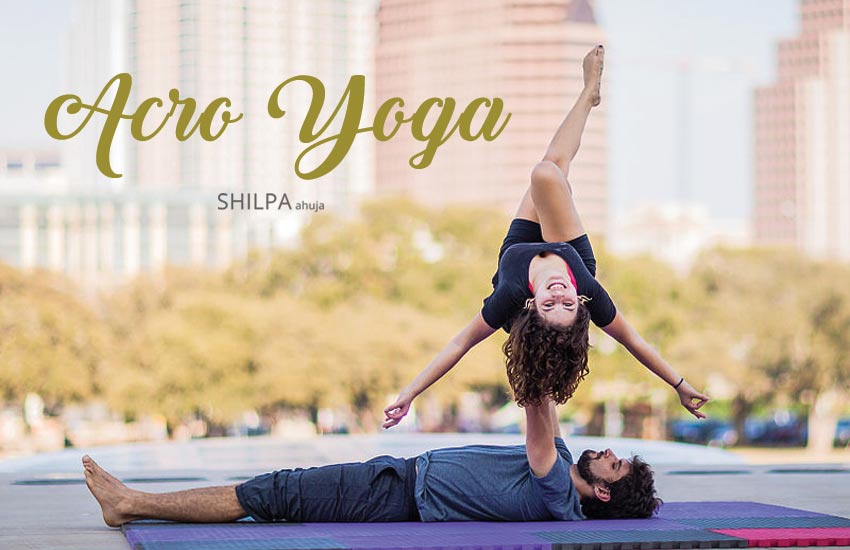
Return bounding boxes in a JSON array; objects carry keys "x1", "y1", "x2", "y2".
[
  {"x1": 529, "y1": 162, "x2": 585, "y2": 242},
  {"x1": 543, "y1": 45, "x2": 604, "y2": 175},
  {"x1": 83, "y1": 455, "x2": 246, "y2": 527},
  {"x1": 514, "y1": 46, "x2": 604, "y2": 241}
]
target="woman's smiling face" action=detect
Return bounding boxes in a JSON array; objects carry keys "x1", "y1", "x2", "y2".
[{"x1": 534, "y1": 274, "x2": 579, "y2": 327}]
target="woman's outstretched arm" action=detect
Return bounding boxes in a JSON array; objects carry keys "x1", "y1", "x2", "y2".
[
  {"x1": 601, "y1": 312, "x2": 710, "y2": 418},
  {"x1": 383, "y1": 312, "x2": 496, "y2": 429}
]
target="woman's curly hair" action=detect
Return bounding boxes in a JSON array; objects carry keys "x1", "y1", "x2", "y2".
[{"x1": 503, "y1": 302, "x2": 591, "y2": 406}]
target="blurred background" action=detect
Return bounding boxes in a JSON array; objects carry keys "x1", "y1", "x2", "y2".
[{"x1": 0, "y1": 0, "x2": 848, "y2": 463}]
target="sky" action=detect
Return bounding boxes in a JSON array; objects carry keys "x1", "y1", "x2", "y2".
[
  {"x1": 0, "y1": 0, "x2": 72, "y2": 148},
  {"x1": 0, "y1": 0, "x2": 799, "y2": 224}
]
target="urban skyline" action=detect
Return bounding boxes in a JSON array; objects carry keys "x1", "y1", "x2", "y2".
[
  {"x1": 2, "y1": 1, "x2": 798, "y2": 221},
  {"x1": 1, "y1": 0, "x2": 377, "y2": 284},
  {"x1": 4, "y1": 0, "x2": 846, "y2": 283}
]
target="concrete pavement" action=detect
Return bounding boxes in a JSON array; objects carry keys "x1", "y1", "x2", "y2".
[{"x1": 1, "y1": 435, "x2": 848, "y2": 550}]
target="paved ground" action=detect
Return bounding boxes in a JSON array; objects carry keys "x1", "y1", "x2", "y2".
[{"x1": 1, "y1": 435, "x2": 848, "y2": 550}]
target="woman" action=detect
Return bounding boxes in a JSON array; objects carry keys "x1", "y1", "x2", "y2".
[{"x1": 383, "y1": 45, "x2": 708, "y2": 429}]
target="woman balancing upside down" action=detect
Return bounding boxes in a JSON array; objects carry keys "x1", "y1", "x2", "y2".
[{"x1": 384, "y1": 45, "x2": 709, "y2": 428}]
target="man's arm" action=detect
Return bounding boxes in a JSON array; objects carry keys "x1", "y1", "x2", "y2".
[
  {"x1": 525, "y1": 398, "x2": 559, "y2": 478},
  {"x1": 548, "y1": 399, "x2": 562, "y2": 439}
]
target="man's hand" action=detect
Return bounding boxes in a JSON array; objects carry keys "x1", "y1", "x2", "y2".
[
  {"x1": 383, "y1": 392, "x2": 414, "y2": 429},
  {"x1": 677, "y1": 380, "x2": 709, "y2": 419}
]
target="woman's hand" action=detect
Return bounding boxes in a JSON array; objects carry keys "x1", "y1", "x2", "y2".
[
  {"x1": 383, "y1": 392, "x2": 414, "y2": 429},
  {"x1": 602, "y1": 313, "x2": 711, "y2": 419},
  {"x1": 380, "y1": 313, "x2": 496, "y2": 430},
  {"x1": 676, "y1": 380, "x2": 710, "y2": 419}
]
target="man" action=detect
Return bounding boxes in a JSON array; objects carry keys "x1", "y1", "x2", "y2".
[{"x1": 83, "y1": 399, "x2": 660, "y2": 526}]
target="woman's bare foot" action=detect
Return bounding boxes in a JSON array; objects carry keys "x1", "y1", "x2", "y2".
[
  {"x1": 582, "y1": 45, "x2": 605, "y2": 107},
  {"x1": 82, "y1": 455, "x2": 142, "y2": 527}
]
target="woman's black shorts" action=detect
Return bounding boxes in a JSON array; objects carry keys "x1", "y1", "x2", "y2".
[{"x1": 495, "y1": 218, "x2": 597, "y2": 277}]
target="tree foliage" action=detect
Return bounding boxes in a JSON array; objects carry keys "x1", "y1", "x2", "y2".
[{"x1": 0, "y1": 201, "x2": 847, "y2": 441}]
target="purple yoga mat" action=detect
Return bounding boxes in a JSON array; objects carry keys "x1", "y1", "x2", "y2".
[
  {"x1": 123, "y1": 501, "x2": 846, "y2": 550},
  {"x1": 658, "y1": 501, "x2": 827, "y2": 519}
]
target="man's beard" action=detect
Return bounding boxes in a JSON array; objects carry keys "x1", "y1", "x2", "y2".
[{"x1": 577, "y1": 449, "x2": 606, "y2": 486}]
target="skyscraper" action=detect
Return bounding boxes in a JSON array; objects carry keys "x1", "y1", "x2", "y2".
[
  {"x1": 127, "y1": 0, "x2": 374, "y2": 201},
  {"x1": 127, "y1": 0, "x2": 376, "y2": 266},
  {"x1": 754, "y1": 0, "x2": 850, "y2": 260},
  {"x1": 375, "y1": 0, "x2": 609, "y2": 235},
  {"x1": 33, "y1": 0, "x2": 377, "y2": 285}
]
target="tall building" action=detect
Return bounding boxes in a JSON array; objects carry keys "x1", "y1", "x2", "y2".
[
  {"x1": 127, "y1": 0, "x2": 375, "y2": 201},
  {"x1": 754, "y1": 0, "x2": 850, "y2": 260},
  {"x1": 64, "y1": 0, "x2": 131, "y2": 193},
  {"x1": 375, "y1": 0, "x2": 609, "y2": 235},
  {"x1": 47, "y1": 0, "x2": 377, "y2": 285},
  {"x1": 0, "y1": 149, "x2": 221, "y2": 285},
  {"x1": 0, "y1": 150, "x2": 65, "y2": 273}
]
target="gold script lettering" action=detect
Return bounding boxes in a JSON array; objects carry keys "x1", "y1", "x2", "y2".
[
  {"x1": 268, "y1": 75, "x2": 512, "y2": 179},
  {"x1": 44, "y1": 73, "x2": 243, "y2": 178}
]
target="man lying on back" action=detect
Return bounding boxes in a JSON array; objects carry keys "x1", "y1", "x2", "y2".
[{"x1": 83, "y1": 399, "x2": 660, "y2": 525}]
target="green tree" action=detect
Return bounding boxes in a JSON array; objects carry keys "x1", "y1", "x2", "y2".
[
  {"x1": 685, "y1": 247, "x2": 850, "y2": 450},
  {"x1": 0, "y1": 265, "x2": 113, "y2": 410}
]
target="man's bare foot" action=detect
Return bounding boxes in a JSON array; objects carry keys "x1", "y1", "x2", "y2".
[
  {"x1": 582, "y1": 45, "x2": 605, "y2": 107},
  {"x1": 82, "y1": 455, "x2": 141, "y2": 527}
]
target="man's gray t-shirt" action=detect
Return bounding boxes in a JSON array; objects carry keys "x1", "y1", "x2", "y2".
[{"x1": 414, "y1": 437, "x2": 585, "y2": 521}]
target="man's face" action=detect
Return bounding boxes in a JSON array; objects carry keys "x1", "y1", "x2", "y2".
[{"x1": 577, "y1": 449, "x2": 632, "y2": 487}]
